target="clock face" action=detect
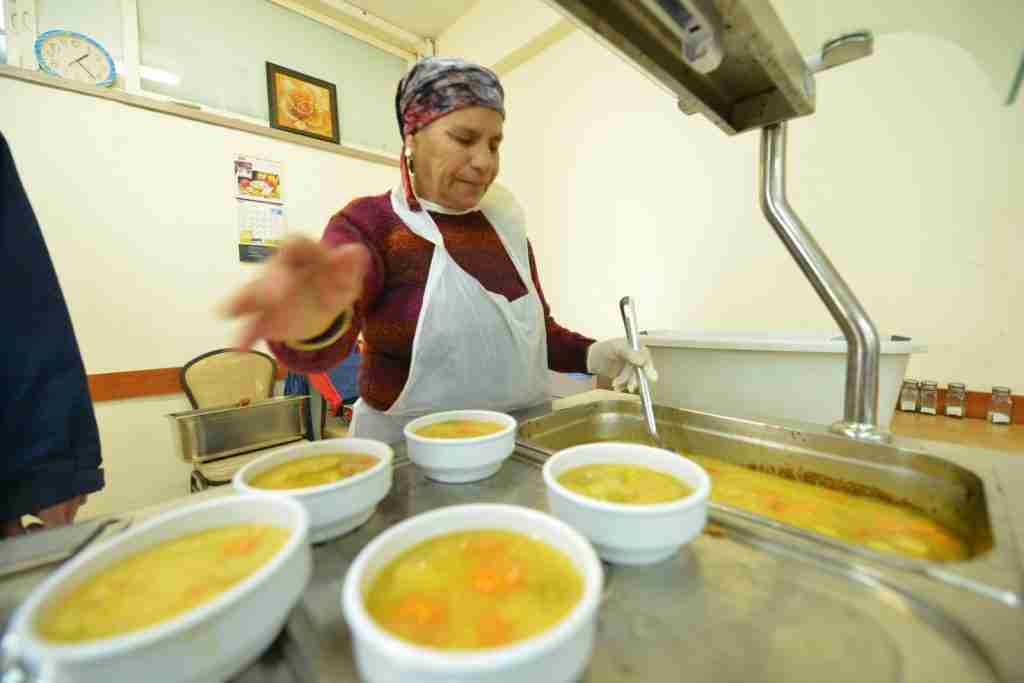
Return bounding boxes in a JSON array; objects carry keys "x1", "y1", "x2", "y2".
[{"x1": 36, "y1": 31, "x2": 116, "y2": 87}]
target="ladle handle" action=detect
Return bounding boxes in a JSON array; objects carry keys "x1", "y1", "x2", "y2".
[{"x1": 619, "y1": 297, "x2": 660, "y2": 442}]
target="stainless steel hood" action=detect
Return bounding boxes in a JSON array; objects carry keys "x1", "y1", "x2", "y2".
[{"x1": 547, "y1": 0, "x2": 815, "y2": 135}]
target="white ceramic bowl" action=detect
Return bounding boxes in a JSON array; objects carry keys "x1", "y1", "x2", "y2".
[
  {"x1": 233, "y1": 437, "x2": 393, "y2": 543},
  {"x1": 341, "y1": 504, "x2": 603, "y2": 683},
  {"x1": 403, "y1": 410, "x2": 517, "y2": 483},
  {"x1": 543, "y1": 442, "x2": 710, "y2": 565},
  {"x1": 5, "y1": 495, "x2": 311, "y2": 683}
]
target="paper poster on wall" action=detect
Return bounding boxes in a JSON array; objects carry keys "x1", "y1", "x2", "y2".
[
  {"x1": 234, "y1": 154, "x2": 283, "y2": 204},
  {"x1": 238, "y1": 200, "x2": 286, "y2": 263},
  {"x1": 235, "y1": 154, "x2": 285, "y2": 262}
]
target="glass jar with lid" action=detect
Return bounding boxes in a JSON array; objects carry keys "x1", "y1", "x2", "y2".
[
  {"x1": 919, "y1": 381, "x2": 938, "y2": 415},
  {"x1": 899, "y1": 380, "x2": 920, "y2": 412},
  {"x1": 945, "y1": 383, "x2": 966, "y2": 418},
  {"x1": 988, "y1": 387, "x2": 1013, "y2": 425}
]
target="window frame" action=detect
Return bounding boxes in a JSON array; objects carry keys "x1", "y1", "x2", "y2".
[
  {"x1": 3, "y1": 0, "x2": 40, "y2": 69},
  {"x1": 266, "y1": 0, "x2": 426, "y2": 66},
  {"x1": 0, "y1": 3, "x2": 6, "y2": 65}
]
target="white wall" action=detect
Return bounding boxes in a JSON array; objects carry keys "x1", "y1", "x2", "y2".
[
  {"x1": 2, "y1": 78, "x2": 398, "y2": 518},
  {"x1": 89, "y1": 395, "x2": 194, "y2": 519},
  {"x1": 438, "y1": 0, "x2": 564, "y2": 72},
  {"x1": 772, "y1": 0, "x2": 1023, "y2": 103},
  {"x1": 2, "y1": 78, "x2": 396, "y2": 372},
  {"x1": 495, "y1": 30, "x2": 1023, "y2": 392}
]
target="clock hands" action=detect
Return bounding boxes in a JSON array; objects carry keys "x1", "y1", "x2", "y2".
[{"x1": 71, "y1": 53, "x2": 96, "y2": 80}]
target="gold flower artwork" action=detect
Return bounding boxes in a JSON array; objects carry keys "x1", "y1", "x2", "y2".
[{"x1": 273, "y1": 74, "x2": 335, "y2": 139}]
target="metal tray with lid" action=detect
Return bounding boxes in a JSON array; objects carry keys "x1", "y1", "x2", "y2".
[{"x1": 166, "y1": 395, "x2": 309, "y2": 464}]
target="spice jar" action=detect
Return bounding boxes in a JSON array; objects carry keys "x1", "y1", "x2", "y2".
[
  {"x1": 945, "y1": 383, "x2": 966, "y2": 418},
  {"x1": 919, "y1": 381, "x2": 938, "y2": 415},
  {"x1": 988, "y1": 387, "x2": 1013, "y2": 425},
  {"x1": 899, "y1": 380, "x2": 920, "y2": 412}
]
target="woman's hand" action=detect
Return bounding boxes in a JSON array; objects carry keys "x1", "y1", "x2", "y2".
[
  {"x1": 586, "y1": 339, "x2": 658, "y2": 393},
  {"x1": 221, "y1": 237, "x2": 371, "y2": 349}
]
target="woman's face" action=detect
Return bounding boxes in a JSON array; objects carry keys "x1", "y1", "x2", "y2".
[{"x1": 407, "y1": 106, "x2": 503, "y2": 210}]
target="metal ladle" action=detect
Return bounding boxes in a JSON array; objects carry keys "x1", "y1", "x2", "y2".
[{"x1": 619, "y1": 296, "x2": 664, "y2": 449}]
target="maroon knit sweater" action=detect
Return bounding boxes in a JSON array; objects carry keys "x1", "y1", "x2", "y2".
[{"x1": 270, "y1": 192, "x2": 594, "y2": 411}]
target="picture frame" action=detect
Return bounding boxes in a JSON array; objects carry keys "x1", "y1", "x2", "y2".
[{"x1": 266, "y1": 62, "x2": 340, "y2": 144}]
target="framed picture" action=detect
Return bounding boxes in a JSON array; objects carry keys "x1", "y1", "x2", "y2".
[{"x1": 266, "y1": 62, "x2": 340, "y2": 144}]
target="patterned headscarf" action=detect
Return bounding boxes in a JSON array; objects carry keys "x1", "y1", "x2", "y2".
[{"x1": 395, "y1": 57, "x2": 505, "y2": 210}]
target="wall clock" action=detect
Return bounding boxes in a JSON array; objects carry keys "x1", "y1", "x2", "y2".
[{"x1": 35, "y1": 30, "x2": 116, "y2": 87}]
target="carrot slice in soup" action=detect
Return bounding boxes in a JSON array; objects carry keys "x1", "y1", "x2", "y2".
[
  {"x1": 471, "y1": 559, "x2": 525, "y2": 595},
  {"x1": 477, "y1": 611, "x2": 513, "y2": 647},
  {"x1": 393, "y1": 593, "x2": 446, "y2": 627}
]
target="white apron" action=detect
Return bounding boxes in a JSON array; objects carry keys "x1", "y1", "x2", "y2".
[{"x1": 349, "y1": 184, "x2": 550, "y2": 443}]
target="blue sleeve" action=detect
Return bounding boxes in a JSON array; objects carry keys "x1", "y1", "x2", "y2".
[
  {"x1": 327, "y1": 351, "x2": 361, "y2": 405},
  {"x1": 0, "y1": 132, "x2": 104, "y2": 521}
]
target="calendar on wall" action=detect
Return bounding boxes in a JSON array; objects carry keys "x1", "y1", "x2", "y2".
[{"x1": 234, "y1": 154, "x2": 285, "y2": 262}]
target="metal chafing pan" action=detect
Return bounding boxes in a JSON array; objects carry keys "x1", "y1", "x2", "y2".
[
  {"x1": 516, "y1": 400, "x2": 1021, "y2": 604},
  {"x1": 166, "y1": 396, "x2": 309, "y2": 464}
]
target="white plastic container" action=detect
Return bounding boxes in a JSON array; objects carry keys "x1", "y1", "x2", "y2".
[
  {"x1": 403, "y1": 410, "x2": 517, "y2": 483},
  {"x1": 5, "y1": 495, "x2": 311, "y2": 683},
  {"x1": 642, "y1": 331, "x2": 925, "y2": 429},
  {"x1": 341, "y1": 504, "x2": 603, "y2": 683},
  {"x1": 543, "y1": 443, "x2": 710, "y2": 565},
  {"x1": 234, "y1": 437, "x2": 393, "y2": 543}
]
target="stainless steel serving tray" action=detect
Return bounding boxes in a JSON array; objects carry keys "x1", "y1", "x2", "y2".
[
  {"x1": 516, "y1": 400, "x2": 1023, "y2": 604},
  {"x1": 235, "y1": 452, "x2": 1013, "y2": 682},
  {"x1": 166, "y1": 395, "x2": 309, "y2": 464}
]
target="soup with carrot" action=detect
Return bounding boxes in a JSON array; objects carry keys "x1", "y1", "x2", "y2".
[
  {"x1": 557, "y1": 464, "x2": 692, "y2": 504},
  {"x1": 37, "y1": 524, "x2": 289, "y2": 642},
  {"x1": 689, "y1": 454, "x2": 969, "y2": 561},
  {"x1": 414, "y1": 420, "x2": 506, "y2": 439},
  {"x1": 365, "y1": 530, "x2": 582, "y2": 649},
  {"x1": 250, "y1": 453, "x2": 378, "y2": 490}
]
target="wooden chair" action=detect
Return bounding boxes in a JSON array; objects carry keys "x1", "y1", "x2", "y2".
[
  {"x1": 179, "y1": 349, "x2": 278, "y2": 491},
  {"x1": 180, "y1": 348, "x2": 277, "y2": 409}
]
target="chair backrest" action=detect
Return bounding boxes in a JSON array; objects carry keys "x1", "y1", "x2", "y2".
[{"x1": 180, "y1": 349, "x2": 277, "y2": 409}]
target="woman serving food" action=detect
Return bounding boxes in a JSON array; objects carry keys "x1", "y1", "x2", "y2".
[{"x1": 223, "y1": 57, "x2": 656, "y2": 443}]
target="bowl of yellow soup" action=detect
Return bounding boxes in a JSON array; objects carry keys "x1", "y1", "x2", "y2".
[
  {"x1": 403, "y1": 410, "x2": 517, "y2": 483},
  {"x1": 543, "y1": 442, "x2": 710, "y2": 565},
  {"x1": 233, "y1": 437, "x2": 393, "y2": 543},
  {"x1": 341, "y1": 503, "x2": 603, "y2": 683},
  {"x1": 4, "y1": 495, "x2": 311, "y2": 683}
]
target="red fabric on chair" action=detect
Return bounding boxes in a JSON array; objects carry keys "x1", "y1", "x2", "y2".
[{"x1": 308, "y1": 372, "x2": 343, "y2": 416}]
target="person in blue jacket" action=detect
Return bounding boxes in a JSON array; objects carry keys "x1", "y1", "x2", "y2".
[{"x1": 0, "y1": 132, "x2": 104, "y2": 538}]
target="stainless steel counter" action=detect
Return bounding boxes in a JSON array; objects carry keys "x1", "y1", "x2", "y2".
[{"x1": 3, "y1": 393, "x2": 1023, "y2": 682}]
